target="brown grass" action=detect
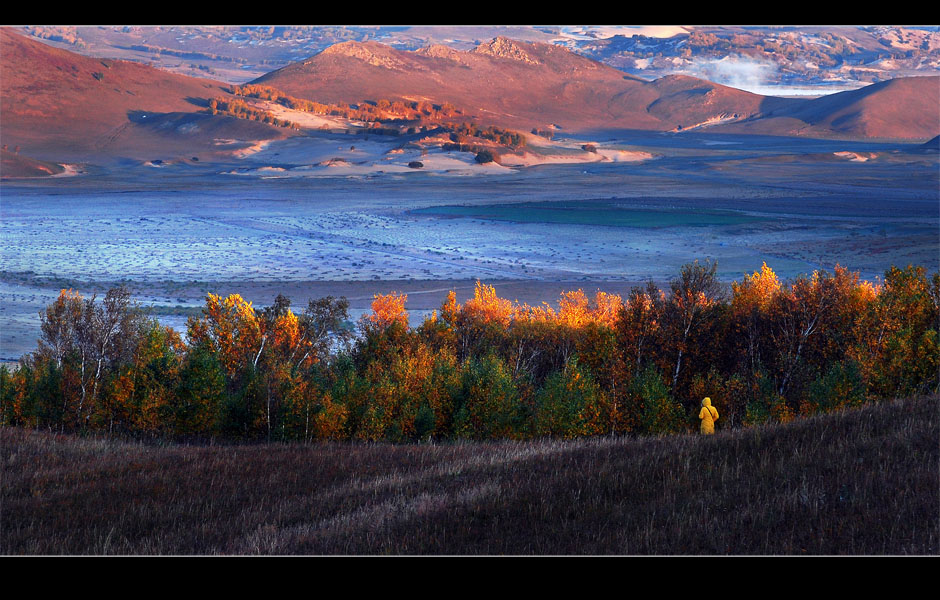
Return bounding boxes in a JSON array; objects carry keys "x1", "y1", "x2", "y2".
[{"x1": 2, "y1": 395, "x2": 937, "y2": 555}]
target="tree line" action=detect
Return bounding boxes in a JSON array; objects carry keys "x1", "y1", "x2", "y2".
[
  {"x1": 228, "y1": 84, "x2": 461, "y2": 126},
  {"x1": 225, "y1": 85, "x2": 527, "y2": 152},
  {"x1": 207, "y1": 97, "x2": 295, "y2": 128},
  {"x1": 2, "y1": 262, "x2": 937, "y2": 443}
]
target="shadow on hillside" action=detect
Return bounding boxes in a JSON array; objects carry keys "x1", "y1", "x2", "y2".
[
  {"x1": 756, "y1": 95, "x2": 805, "y2": 118},
  {"x1": 185, "y1": 96, "x2": 210, "y2": 109},
  {"x1": 127, "y1": 110, "x2": 159, "y2": 124}
]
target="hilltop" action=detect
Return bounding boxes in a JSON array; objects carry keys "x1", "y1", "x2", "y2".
[{"x1": 0, "y1": 149, "x2": 66, "y2": 178}]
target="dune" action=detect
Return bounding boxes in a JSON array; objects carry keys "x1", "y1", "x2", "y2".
[
  {"x1": 225, "y1": 141, "x2": 515, "y2": 178},
  {"x1": 596, "y1": 149, "x2": 657, "y2": 162},
  {"x1": 501, "y1": 146, "x2": 656, "y2": 167}
]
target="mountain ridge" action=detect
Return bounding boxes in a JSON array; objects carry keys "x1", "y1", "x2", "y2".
[
  {"x1": 254, "y1": 37, "x2": 939, "y2": 139},
  {"x1": 2, "y1": 30, "x2": 937, "y2": 167}
]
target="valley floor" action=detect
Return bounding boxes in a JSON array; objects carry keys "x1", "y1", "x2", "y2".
[{"x1": 2, "y1": 132, "x2": 937, "y2": 362}]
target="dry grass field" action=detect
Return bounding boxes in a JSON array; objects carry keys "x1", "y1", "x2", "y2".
[{"x1": 2, "y1": 394, "x2": 936, "y2": 555}]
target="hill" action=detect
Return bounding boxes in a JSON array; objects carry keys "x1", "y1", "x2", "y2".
[
  {"x1": 715, "y1": 75, "x2": 940, "y2": 139},
  {"x1": 0, "y1": 149, "x2": 65, "y2": 178},
  {"x1": 3, "y1": 30, "x2": 937, "y2": 164},
  {"x1": 253, "y1": 37, "x2": 939, "y2": 140},
  {"x1": 0, "y1": 29, "x2": 292, "y2": 161},
  {"x1": 2, "y1": 394, "x2": 936, "y2": 554},
  {"x1": 17, "y1": 26, "x2": 939, "y2": 91},
  {"x1": 253, "y1": 37, "x2": 800, "y2": 134}
]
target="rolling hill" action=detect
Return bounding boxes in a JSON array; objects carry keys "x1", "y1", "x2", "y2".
[
  {"x1": 252, "y1": 37, "x2": 796, "y2": 134},
  {"x1": 2, "y1": 30, "x2": 937, "y2": 169},
  {"x1": 253, "y1": 36, "x2": 939, "y2": 140},
  {"x1": 715, "y1": 75, "x2": 940, "y2": 139},
  {"x1": 0, "y1": 29, "x2": 292, "y2": 162}
]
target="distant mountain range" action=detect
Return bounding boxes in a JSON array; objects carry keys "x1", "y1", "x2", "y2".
[
  {"x1": 17, "y1": 25, "x2": 940, "y2": 89},
  {"x1": 2, "y1": 29, "x2": 938, "y2": 164}
]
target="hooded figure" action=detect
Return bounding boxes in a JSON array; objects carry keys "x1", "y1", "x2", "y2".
[{"x1": 699, "y1": 397, "x2": 719, "y2": 434}]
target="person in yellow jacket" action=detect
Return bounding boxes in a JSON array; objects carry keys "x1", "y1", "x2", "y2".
[{"x1": 699, "y1": 397, "x2": 719, "y2": 434}]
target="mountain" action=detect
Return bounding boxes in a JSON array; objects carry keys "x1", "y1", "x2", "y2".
[
  {"x1": 2, "y1": 30, "x2": 937, "y2": 167},
  {"x1": 252, "y1": 37, "x2": 938, "y2": 139},
  {"x1": 17, "y1": 26, "x2": 940, "y2": 90},
  {"x1": 566, "y1": 26, "x2": 940, "y2": 87},
  {"x1": 252, "y1": 37, "x2": 773, "y2": 133},
  {"x1": 0, "y1": 29, "x2": 289, "y2": 161}
]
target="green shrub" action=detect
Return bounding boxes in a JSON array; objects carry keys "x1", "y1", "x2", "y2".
[
  {"x1": 533, "y1": 359, "x2": 606, "y2": 438},
  {"x1": 633, "y1": 366, "x2": 685, "y2": 435}
]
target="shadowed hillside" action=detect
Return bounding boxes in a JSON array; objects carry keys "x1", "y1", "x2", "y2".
[
  {"x1": 717, "y1": 75, "x2": 940, "y2": 140},
  {"x1": 2, "y1": 395, "x2": 935, "y2": 554}
]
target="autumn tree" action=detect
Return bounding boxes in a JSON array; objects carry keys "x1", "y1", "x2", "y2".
[
  {"x1": 253, "y1": 294, "x2": 352, "y2": 440},
  {"x1": 96, "y1": 318, "x2": 186, "y2": 436},
  {"x1": 631, "y1": 365, "x2": 685, "y2": 435},
  {"x1": 186, "y1": 293, "x2": 270, "y2": 437},
  {"x1": 768, "y1": 270, "x2": 838, "y2": 401},
  {"x1": 617, "y1": 283, "x2": 664, "y2": 380},
  {"x1": 36, "y1": 287, "x2": 141, "y2": 429},
  {"x1": 453, "y1": 353, "x2": 525, "y2": 440},
  {"x1": 852, "y1": 265, "x2": 939, "y2": 398},
  {"x1": 174, "y1": 344, "x2": 226, "y2": 436},
  {"x1": 662, "y1": 260, "x2": 724, "y2": 394},
  {"x1": 730, "y1": 262, "x2": 781, "y2": 377},
  {"x1": 456, "y1": 281, "x2": 513, "y2": 362}
]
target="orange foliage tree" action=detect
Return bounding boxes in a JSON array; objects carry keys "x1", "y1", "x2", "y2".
[{"x1": 5, "y1": 261, "x2": 938, "y2": 442}]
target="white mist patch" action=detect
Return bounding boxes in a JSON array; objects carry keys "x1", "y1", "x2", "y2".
[
  {"x1": 743, "y1": 84, "x2": 864, "y2": 97},
  {"x1": 681, "y1": 55, "x2": 780, "y2": 94}
]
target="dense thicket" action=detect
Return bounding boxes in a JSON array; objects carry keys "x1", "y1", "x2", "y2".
[{"x1": 2, "y1": 262, "x2": 937, "y2": 442}]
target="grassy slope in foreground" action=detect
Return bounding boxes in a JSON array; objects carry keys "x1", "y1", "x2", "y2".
[{"x1": 2, "y1": 395, "x2": 936, "y2": 555}]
